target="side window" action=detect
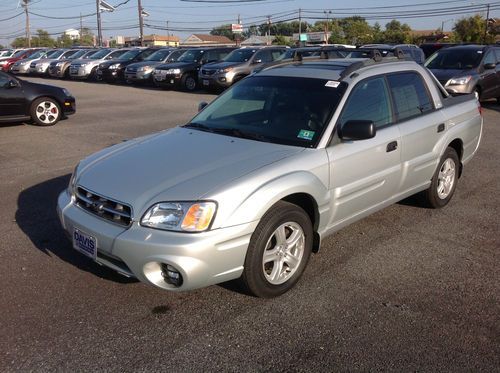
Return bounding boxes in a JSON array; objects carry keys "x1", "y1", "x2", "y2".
[
  {"x1": 483, "y1": 51, "x2": 495, "y2": 65},
  {"x1": 254, "y1": 50, "x2": 272, "y2": 63},
  {"x1": 216, "y1": 49, "x2": 231, "y2": 60},
  {"x1": 387, "y1": 72, "x2": 433, "y2": 122},
  {"x1": 270, "y1": 49, "x2": 285, "y2": 61},
  {"x1": 495, "y1": 49, "x2": 500, "y2": 62},
  {"x1": 0, "y1": 74, "x2": 10, "y2": 88},
  {"x1": 338, "y1": 76, "x2": 392, "y2": 129}
]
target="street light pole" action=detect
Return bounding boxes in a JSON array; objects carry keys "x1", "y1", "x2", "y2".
[
  {"x1": 324, "y1": 10, "x2": 332, "y2": 43},
  {"x1": 96, "y1": 0, "x2": 102, "y2": 47},
  {"x1": 138, "y1": 0, "x2": 144, "y2": 46},
  {"x1": 483, "y1": 3, "x2": 490, "y2": 44}
]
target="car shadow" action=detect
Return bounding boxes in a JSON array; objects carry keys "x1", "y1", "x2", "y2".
[
  {"x1": 482, "y1": 101, "x2": 500, "y2": 113},
  {"x1": 16, "y1": 174, "x2": 137, "y2": 284}
]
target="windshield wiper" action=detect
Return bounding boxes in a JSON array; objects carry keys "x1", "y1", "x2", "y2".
[
  {"x1": 182, "y1": 122, "x2": 215, "y2": 133},
  {"x1": 210, "y1": 127, "x2": 273, "y2": 142}
]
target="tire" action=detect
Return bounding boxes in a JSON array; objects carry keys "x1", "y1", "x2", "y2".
[
  {"x1": 88, "y1": 67, "x2": 98, "y2": 81},
  {"x1": 240, "y1": 201, "x2": 313, "y2": 298},
  {"x1": 423, "y1": 147, "x2": 460, "y2": 208},
  {"x1": 181, "y1": 74, "x2": 197, "y2": 92},
  {"x1": 30, "y1": 97, "x2": 62, "y2": 126}
]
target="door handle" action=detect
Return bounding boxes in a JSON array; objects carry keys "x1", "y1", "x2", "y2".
[
  {"x1": 437, "y1": 123, "x2": 445, "y2": 133},
  {"x1": 386, "y1": 141, "x2": 398, "y2": 152}
]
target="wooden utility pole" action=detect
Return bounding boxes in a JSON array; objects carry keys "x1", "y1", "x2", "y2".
[
  {"x1": 483, "y1": 3, "x2": 490, "y2": 44},
  {"x1": 267, "y1": 15, "x2": 271, "y2": 45},
  {"x1": 96, "y1": 0, "x2": 103, "y2": 46},
  {"x1": 23, "y1": 0, "x2": 31, "y2": 47},
  {"x1": 80, "y1": 13, "x2": 83, "y2": 41},
  {"x1": 138, "y1": 0, "x2": 144, "y2": 46}
]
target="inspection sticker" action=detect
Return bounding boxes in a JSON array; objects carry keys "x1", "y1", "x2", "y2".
[
  {"x1": 298, "y1": 129, "x2": 315, "y2": 140},
  {"x1": 325, "y1": 80, "x2": 340, "y2": 88}
]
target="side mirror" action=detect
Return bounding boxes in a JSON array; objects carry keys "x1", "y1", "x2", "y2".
[
  {"x1": 483, "y1": 62, "x2": 496, "y2": 70},
  {"x1": 198, "y1": 101, "x2": 208, "y2": 112},
  {"x1": 338, "y1": 120, "x2": 376, "y2": 141},
  {"x1": 7, "y1": 80, "x2": 19, "y2": 88}
]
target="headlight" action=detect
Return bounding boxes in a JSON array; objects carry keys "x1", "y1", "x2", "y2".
[
  {"x1": 109, "y1": 63, "x2": 121, "y2": 70},
  {"x1": 62, "y1": 88, "x2": 72, "y2": 97},
  {"x1": 217, "y1": 67, "x2": 233, "y2": 73},
  {"x1": 166, "y1": 68, "x2": 181, "y2": 74},
  {"x1": 141, "y1": 201, "x2": 217, "y2": 232},
  {"x1": 68, "y1": 163, "x2": 80, "y2": 198},
  {"x1": 0, "y1": 61, "x2": 7, "y2": 66},
  {"x1": 56, "y1": 62, "x2": 65, "y2": 66},
  {"x1": 138, "y1": 66, "x2": 152, "y2": 72},
  {"x1": 446, "y1": 76, "x2": 472, "y2": 86}
]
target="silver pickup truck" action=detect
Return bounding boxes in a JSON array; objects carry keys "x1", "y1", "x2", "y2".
[{"x1": 58, "y1": 55, "x2": 482, "y2": 298}]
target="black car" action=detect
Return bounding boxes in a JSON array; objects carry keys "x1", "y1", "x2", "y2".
[
  {"x1": 354, "y1": 44, "x2": 426, "y2": 64},
  {"x1": 97, "y1": 48, "x2": 160, "y2": 83},
  {"x1": 0, "y1": 71, "x2": 75, "y2": 126},
  {"x1": 153, "y1": 47, "x2": 236, "y2": 91}
]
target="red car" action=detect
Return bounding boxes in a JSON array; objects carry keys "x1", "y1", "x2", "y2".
[{"x1": 0, "y1": 49, "x2": 41, "y2": 72}]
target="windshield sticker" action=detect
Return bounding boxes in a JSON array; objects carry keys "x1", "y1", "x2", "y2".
[
  {"x1": 325, "y1": 80, "x2": 340, "y2": 88},
  {"x1": 298, "y1": 130, "x2": 315, "y2": 141}
]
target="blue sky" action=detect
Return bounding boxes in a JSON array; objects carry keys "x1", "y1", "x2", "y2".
[{"x1": 0, "y1": 0, "x2": 498, "y2": 46}]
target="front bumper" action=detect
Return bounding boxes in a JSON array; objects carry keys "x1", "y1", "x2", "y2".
[
  {"x1": 98, "y1": 68, "x2": 124, "y2": 82},
  {"x1": 153, "y1": 71, "x2": 182, "y2": 87},
  {"x1": 11, "y1": 64, "x2": 30, "y2": 74},
  {"x1": 69, "y1": 66, "x2": 92, "y2": 79},
  {"x1": 124, "y1": 70, "x2": 153, "y2": 82},
  {"x1": 198, "y1": 72, "x2": 234, "y2": 89},
  {"x1": 57, "y1": 190, "x2": 256, "y2": 291},
  {"x1": 62, "y1": 98, "x2": 76, "y2": 116},
  {"x1": 49, "y1": 65, "x2": 65, "y2": 78}
]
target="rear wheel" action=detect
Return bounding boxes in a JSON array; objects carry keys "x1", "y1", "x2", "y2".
[
  {"x1": 423, "y1": 147, "x2": 459, "y2": 208},
  {"x1": 30, "y1": 97, "x2": 61, "y2": 126},
  {"x1": 240, "y1": 201, "x2": 313, "y2": 298}
]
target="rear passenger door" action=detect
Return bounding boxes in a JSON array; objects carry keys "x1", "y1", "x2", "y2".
[
  {"x1": 388, "y1": 71, "x2": 447, "y2": 193},
  {"x1": 326, "y1": 76, "x2": 402, "y2": 227},
  {"x1": 480, "y1": 50, "x2": 498, "y2": 100}
]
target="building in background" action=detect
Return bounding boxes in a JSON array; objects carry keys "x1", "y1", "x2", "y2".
[
  {"x1": 64, "y1": 29, "x2": 80, "y2": 40},
  {"x1": 182, "y1": 34, "x2": 234, "y2": 46}
]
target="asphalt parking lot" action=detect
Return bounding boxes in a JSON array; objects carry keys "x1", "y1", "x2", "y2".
[{"x1": 1, "y1": 77, "x2": 499, "y2": 372}]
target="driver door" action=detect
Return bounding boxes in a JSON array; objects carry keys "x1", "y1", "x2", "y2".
[{"x1": 0, "y1": 73, "x2": 25, "y2": 117}]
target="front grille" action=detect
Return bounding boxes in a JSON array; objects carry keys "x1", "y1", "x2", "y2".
[
  {"x1": 75, "y1": 186, "x2": 132, "y2": 227},
  {"x1": 201, "y1": 69, "x2": 216, "y2": 75},
  {"x1": 126, "y1": 66, "x2": 138, "y2": 73}
]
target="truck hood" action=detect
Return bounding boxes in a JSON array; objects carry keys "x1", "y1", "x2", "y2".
[
  {"x1": 156, "y1": 61, "x2": 197, "y2": 70},
  {"x1": 76, "y1": 127, "x2": 303, "y2": 217},
  {"x1": 429, "y1": 68, "x2": 477, "y2": 82}
]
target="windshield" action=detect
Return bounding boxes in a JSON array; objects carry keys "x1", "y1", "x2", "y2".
[
  {"x1": 108, "y1": 49, "x2": 129, "y2": 59},
  {"x1": 48, "y1": 50, "x2": 66, "y2": 59},
  {"x1": 89, "y1": 49, "x2": 113, "y2": 59},
  {"x1": 145, "y1": 49, "x2": 172, "y2": 61},
  {"x1": 224, "y1": 49, "x2": 256, "y2": 62},
  {"x1": 276, "y1": 48, "x2": 319, "y2": 61},
  {"x1": 62, "y1": 50, "x2": 79, "y2": 58},
  {"x1": 117, "y1": 49, "x2": 142, "y2": 60},
  {"x1": 68, "y1": 49, "x2": 86, "y2": 59},
  {"x1": 425, "y1": 48, "x2": 483, "y2": 69},
  {"x1": 178, "y1": 50, "x2": 203, "y2": 62},
  {"x1": 186, "y1": 76, "x2": 344, "y2": 147},
  {"x1": 81, "y1": 50, "x2": 98, "y2": 59},
  {"x1": 13, "y1": 50, "x2": 27, "y2": 58},
  {"x1": 27, "y1": 50, "x2": 47, "y2": 59}
]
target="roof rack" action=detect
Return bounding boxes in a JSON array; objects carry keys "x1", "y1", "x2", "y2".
[{"x1": 266, "y1": 47, "x2": 409, "y2": 76}]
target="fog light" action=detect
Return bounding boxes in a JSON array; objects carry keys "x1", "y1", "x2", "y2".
[
  {"x1": 161, "y1": 263, "x2": 183, "y2": 287},
  {"x1": 219, "y1": 77, "x2": 226, "y2": 82}
]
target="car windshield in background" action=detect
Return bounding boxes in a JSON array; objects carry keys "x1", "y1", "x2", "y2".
[
  {"x1": 186, "y1": 76, "x2": 344, "y2": 148},
  {"x1": 108, "y1": 49, "x2": 128, "y2": 59},
  {"x1": 178, "y1": 50, "x2": 203, "y2": 62},
  {"x1": 27, "y1": 50, "x2": 46, "y2": 59},
  {"x1": 49, "y1": 50, "x2": 67, "y2": 59},
  {"x1": 118, "y1": 49, "x2": 142, "y2": 60},
  {"x1": 224, "y1": 49, "x2": 256, "y2": 62},
  {"x1": 145, "y1": 49, "x2": 171, "y2": 61},
  {"x1": 12, "y1": 50, "x2": 27, "y2": 58},
  {"x1": 68, "y1": 49, "x2": 86, "y2": 59},
  {"x1": 277, "y1": 49, "x2": 319, "y2": 60},
  {"x1": 425, "y1": 49, "x2": 483, "y2": 69},
  {"x1": 89, "y1": 49, "x2": 113, "y2": 59},
  {"x1": 81, "y1": 50, "x2": 98, "y2": 59}
]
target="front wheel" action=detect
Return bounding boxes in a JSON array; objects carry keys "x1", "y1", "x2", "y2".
[
  {"x1": 240, "y1": 201, "x2": 313, "y2": 298},
  {"x1": 181, "y1": 74, "x2": 197, "y2": 92},
  {"x1": 30, "y1": 97, "x2": 61, "y2": 126},
  {"x1": 423, "y1": 147, "x2": 460, "y2": 208}
]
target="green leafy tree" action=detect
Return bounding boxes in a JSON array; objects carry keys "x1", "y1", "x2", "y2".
[
  {"x1": 31, "y1": 29, "x2": 55, "y2": 47},
  {"x1": 77, "y1": 27, "x2": 95, "y2": 46},
  {"x1": 11, "y1": 38, "x2": 27, "y2": 47},
  {"x1": 339, "y1": 16, "x2": 374, "y2": 45},
  {"x1": 327, "y1": 20, "x2": 346, "y2": 44},
  {"x1": 383, "y1": 20, "x2": 412, "y2": 43},
  {"x1": 453, "y1": 15, "x2": 494, "y2": 43},
  {"x1": 57, "y1": 33, "x2": 74, "y2": 48},
  {"x1": 210, "y1": 24, "x2": 234, "y2": 40},
  {"x1": 272, "y1": 34, "x2": 293, "y2": 46}
]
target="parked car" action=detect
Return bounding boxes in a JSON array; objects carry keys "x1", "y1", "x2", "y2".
[
  {"x1": 0, "y1": 71, "x2": 75, "y2": 126},
  {"x1": 0, "y1": 49, "x2": 41, "y2": 72},
  {"x1": 32, "y1": 49, "x2": 82, "y2": 76},
  {"x1": 425, "y1": 44, "x2": 500, "y2": 101},
  {"x1": 69, "y1": 48, "x2": 124, "y2": 80},
  {"x1": 10, "y1": 49, "x2": 56, "y2": 74},
  {"x1": 153, "y1": 47, "x2": 235, "y2": 91},
  {"x1": 58, "y1": 55, "x2": 482, "y2": 298},
  {"x1": 0, "y1": 49, "x2": 16, "y2": 58},
  {"x1": 124, "y1": 48, "x2": 184, "y2": 84},
  {"x1": 48, "y1": 49, "x2": 97, "y2": 79},
  {"x1": 198, "y1": 46, "x2": 287, "y2": 90},
  {"x1": 419, "y1": 43, "x2": 458, "y2": 59},
  {"x1": 354, "y1": 44, "x2": 426, "y2": 64},
  {"x1": 97, "y1": 48, "x2": 160, "y2": 83}
]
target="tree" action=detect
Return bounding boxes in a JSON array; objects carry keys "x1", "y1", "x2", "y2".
[
  {"x1": 339, "y1": 16, "x2": 374, "y2": 45},
  {"x1": 57, "y1": 34, "x2": 74, "y2": 48},
  {"x1": 0, "y1": 44, "x2": 3, "y2": 49},
  {"x1": 272, "y1": 34, "x2": 293, "y2": 46},
  {"x1": 210, "y1": 24, "x2": 234, "y2": 40},
  {"x1": 453, "y1": 15, "x2": 495, "y2": 43},
  {"x1": 31, "y1": 29, "x2": 55, "y2": 47},
  {"x1": 383, "y1": 20, "x2": 412, "y2": 43},
  {"x1": 11, "y1": 38, "x2": 27, "y2": 48},
  {"x1": 77, "y1": 27, "x2": 95, "y2": 46}
]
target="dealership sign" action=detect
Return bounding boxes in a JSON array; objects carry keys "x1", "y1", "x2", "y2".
[{"x1": 232, "y1": 24, "x2": 243, "y2": 33}]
